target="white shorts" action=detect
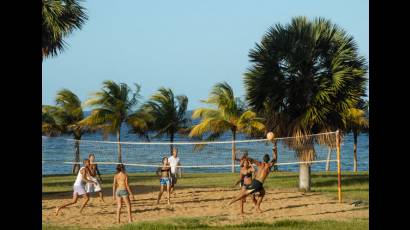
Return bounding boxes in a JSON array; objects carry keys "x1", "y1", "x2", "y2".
[
  {"x1": 73, "y1": 185, "x2": 86, "y2": 196},
  {"x1": 85, "y1": 178, "x2": 101, "y2": 193}
]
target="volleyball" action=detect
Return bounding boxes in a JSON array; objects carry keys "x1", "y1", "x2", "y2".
[{"x1": 267, "y1": 132, "x2": 275, "y2": 141}]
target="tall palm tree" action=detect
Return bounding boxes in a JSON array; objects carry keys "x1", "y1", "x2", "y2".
[
  {"x1": 345, "y1": 105, "x2": 369, "y2": 172},
  {"x1": 189, "y1": 82, "x2": 265, "y2": 173},
  {"x1": 244, "y1": 16, "x2": 367, "y2": 191},
  {"x1": 42, "y1": 0, "x2": 88, "y2": 59},
  {"x1": 143, "y1": 87, "x2": 190, "y2": 153},
  {"x1": 42, "y1": 89, "x2": 89, "y2": 174},
  {"x1": 82, "y1": 81, "x2": 140, "y2": 162}
]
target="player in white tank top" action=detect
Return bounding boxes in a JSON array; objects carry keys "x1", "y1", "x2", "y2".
[
  {"x1": 55, "y1": 159, "x2": 96, "y2": 216},
  {"x1": 85, "y1": 153, "x2": 104, "y2": 202}
]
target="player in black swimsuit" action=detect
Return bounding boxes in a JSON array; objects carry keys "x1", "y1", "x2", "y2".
[{"x1": 234, "y1": 157, "x2": 256, "y2": 214}]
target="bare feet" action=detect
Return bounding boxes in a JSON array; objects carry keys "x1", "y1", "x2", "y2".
[
  {"x1": 55, "y1": 207, "x2": 60, "y2": 216},
  {"x1": 256, "y1": 208, "x2": 263, "y2": 213}
]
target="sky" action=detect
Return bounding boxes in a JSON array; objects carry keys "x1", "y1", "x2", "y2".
[{"x1": 42, "y1": 0, "x2": 369, "y2": 111}]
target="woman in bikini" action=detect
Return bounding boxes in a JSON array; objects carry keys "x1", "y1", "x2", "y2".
[
  {"x1": 112, "y1": 164, "x2": 134, "y2": 223},
  {"x1": 55, "y1": 159, "x2": 96, "y2": 215},
  {"x1": 156, "y1": 156, "x2": 171, "y2": 205},
  {"x1": 86, "y1": 153, "x2": 104, "y2": 202},
  {"x1": 234, "y1": 158, "x2": 257, "y2": 214}
]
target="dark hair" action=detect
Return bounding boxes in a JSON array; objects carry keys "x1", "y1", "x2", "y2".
[
  {"x1": 116, "y1": 164, "x2": 125, "y2": 173},
  {"x1": 162, "y1": 156, "x2": 168, "y2": 164},
  {"x1": 88, "y1": 153, "x2": 95, "y2": 158},
  {"x1": 263, "y1": 154, "x2": 270, "y2": 163},
  {"x1": 83, "y1": 159, "x2": 90, "y2": 165}
]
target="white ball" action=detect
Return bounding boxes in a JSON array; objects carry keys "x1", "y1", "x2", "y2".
[{"x1": 267, "y1": 132, "x2": 275, "y2": 141}]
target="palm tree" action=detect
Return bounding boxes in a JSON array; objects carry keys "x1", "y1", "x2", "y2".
[
  {"x1": 344, "y1": 104, "x2": 369, "y2": 172},
  {"x1": 42, "y1": 105, "x2": 62, "y2": 137},
  {"x1": 42, "y1": 0, "x2": 88, "y2": 59},
  {"x1": 127, "y1": 108, "x2": 154, "y2": 141},
  {"x1": 189, "y1": 82, "x2": 265, "y2": 173},
  {"x1": 143, "y1": 87, "x2": 190, "y2": 153},
  {"x1": 42, "y1": 89, "x2": 90, "y2": 174},
  {"x1": 82, "y1": 81, "x2": 140, "y2": 162},
  {"x1": 244, "y1": 17, "x2": 367, "y2": 191}
]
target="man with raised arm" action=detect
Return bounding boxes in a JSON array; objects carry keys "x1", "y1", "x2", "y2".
[{"x1": 227, "y1": 152, "x2": 277, "y2": 213}]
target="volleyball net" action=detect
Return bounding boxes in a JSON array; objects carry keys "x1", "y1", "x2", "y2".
[{"x1": 42, "y1": 131, "x2": 340, "y2": 173}]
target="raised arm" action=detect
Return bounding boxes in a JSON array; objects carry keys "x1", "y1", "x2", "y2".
[
  {"x1": 250, "y1": 163, "x2": 256, "y2": 173},
  {"x1": 269, "y1": 149, "x2": 278, "y2": 167},
  {"x1": 248, "y1": 157, "x2": 262, "y2": 167}
]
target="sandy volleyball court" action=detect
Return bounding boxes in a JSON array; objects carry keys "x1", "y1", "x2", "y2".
[{"x1": 42, "y1": 186, "x2": 368, "y2": 228}]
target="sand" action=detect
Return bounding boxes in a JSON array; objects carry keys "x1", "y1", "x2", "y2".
[{"x1": 42, "y1": 186, "x2": 368, "y2": 228}]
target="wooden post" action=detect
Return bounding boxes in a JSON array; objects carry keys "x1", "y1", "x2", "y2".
[{"x1": 336, "y1": 130, "x2": 342, "y2": 203}]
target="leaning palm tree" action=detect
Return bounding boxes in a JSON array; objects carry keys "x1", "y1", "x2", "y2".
[
  {"x1": 42, "y1": 0, "x2": 88, "y2": 59},
  {"x1": 344, "y1": 106, "x2": 369, "y2": 172},
  {"x1": 42, "y1": 105, "x2": 62, "y2": 137},
  {"x1": 244, "y1": 16, "x2": 367, "y2": 191},
  {"x1": 189, "y1": 82, "x2": 265, "y2": 173},
  {"x1": 42, "y1": 89, "x2": 90, "y2": 174},
  {"x1": 82, "y1": 81, "x2": 140, "y2": 162},
  {"x1": 143, "y1": 87, "x2": 190, "y2": 153}
]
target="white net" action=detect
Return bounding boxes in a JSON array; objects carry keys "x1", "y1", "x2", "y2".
[{"x1": 42, "y1": 131, "x2": 339, "y2": 174}]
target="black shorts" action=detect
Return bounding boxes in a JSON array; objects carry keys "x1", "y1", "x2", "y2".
[
  {"x1": 239, "y1": 179, "x2": 244, "y2": 187},
  {"x1": 246, "y1": 179, "x2": 264, "y2": 194},
  {"x1": 170, "y1": 173, "x2": 177, "y2": 185}
]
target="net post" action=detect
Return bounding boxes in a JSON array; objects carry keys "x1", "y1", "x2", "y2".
[{"x1": 336, "y1": 129, "x2": 342, "y2": 203}]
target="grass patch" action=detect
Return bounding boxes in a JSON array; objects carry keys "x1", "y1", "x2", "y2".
[{"x1": 43, "y1": 218, "x2": 369, "y2": 230}]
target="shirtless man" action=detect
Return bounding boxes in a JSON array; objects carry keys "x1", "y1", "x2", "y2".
[{"x1": 228, "y1": 153, "x2": 277, "y2": 212}]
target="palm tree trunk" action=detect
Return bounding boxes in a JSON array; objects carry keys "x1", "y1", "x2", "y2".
[
  {"x1": 117, "y1": 129, "x2": 122, "y2": 163},
  {"x1": 353, "y1": 131, "x2": 358, "y2": 173},
  {"x1": 170, "y1": 132, "x2": 174, "y2": 155},
  {"x1": 232, "y1": 131, "x2": 236, "y2": 173},
  {"x1": 299, "y1": 163, "x2": 311, "y2": 192},
  {"x1": 325, "y1": 147, "x2": 331, "y2": 171},
  {"x1": 298, "y1": 144, "x2": 314, "y2": 192},
  {"x1": 72, "y1": 139, "x2": 81, "y2": 174}
]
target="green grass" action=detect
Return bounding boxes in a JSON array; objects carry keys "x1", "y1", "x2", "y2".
[
  {"x1": 43, "y1": 171, "x2": 368, "y2": 202},
  {"x1": 43, "y1": 217, "x2": 369, "y2": 230}
]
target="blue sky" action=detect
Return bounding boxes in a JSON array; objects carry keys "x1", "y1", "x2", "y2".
[{"x1": 42, "y1": 0, "x2": 369, "y2": 110}]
